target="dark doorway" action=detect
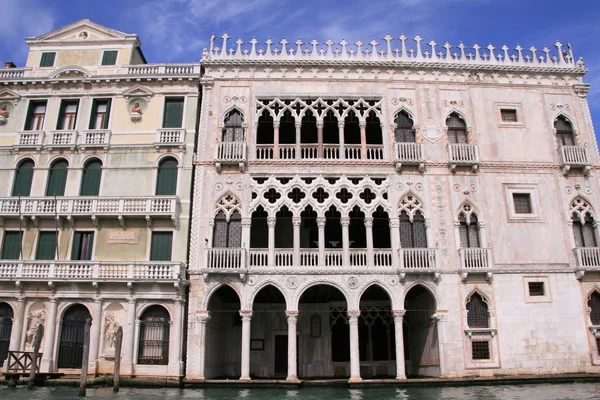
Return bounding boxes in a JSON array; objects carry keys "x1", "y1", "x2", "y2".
[
  {"x1": 57, "y1": 304, "x2": 91, "y2": 369},
  {"x1": 274, "y1": 335, "x2": 288, "y2": 376},
  {"x1": 206, "y1": 285, "x2": 241, "y2": 378},
  {"x1": 0, "y1": 303, "x2": 13, "y2": 367},
  {"x1": 404, "y1": 285, "x2": 440, "y2": 377}
]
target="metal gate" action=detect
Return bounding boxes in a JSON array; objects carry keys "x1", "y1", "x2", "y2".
[
  {"x1": 0, "y1": 303, "x2": 13, "y2": 367},
  {"x1": 57, "y1": 304, "x2": 90, "y2": 369},
  {"x1": 138, "y1": 306, "x2": 170, "y2": 365}
]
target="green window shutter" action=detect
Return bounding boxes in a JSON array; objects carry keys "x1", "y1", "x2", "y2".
[
  {"x1": 1, "y1": 231, "x2": 22, "y2": 260},
  {"x1": 155, "y1": 159, "x2": 178, "y2": 195},
  {"x1": 150, "y1": 232, "x2": 173, "y2": 261},
  {"x1": 101, "y1": 51, "x2": 118, "y2": 66},
  {"x1": 56, "y1": 100, "x2": 66, "y2": 130},
  {"x1": 12, "y1": 160, "x2": 34, "y2": 197},
  {"x1": 80, "y1": 160, "x2": 102, "y2": 196},
  {"x1": 39, "y1": 52, "x2": 56, "y2": 67},
  {"x1": 71, "y1": 232, "x2": 94, "y2": 260},
  {"x1": 24, "y1": 101, "x2": 35, "y2": 130},
  {"x1": 36, "y1": 232, "x2": 57, "y2": 260},
  {"x1": 103, "y1": 98, "x2": 112, "y2": 129},
  {"x1": 162, "y1": 98, "x2": 184, "y2": 128},
  {"x1": 88, "y1": 99, "x2": 98, "y2": 129},
  {"x1": 45, "y1": 160, "x2": 68, "y2": 196}
]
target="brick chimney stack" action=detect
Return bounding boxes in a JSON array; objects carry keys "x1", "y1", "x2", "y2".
[{"x1": 4, "y1": 61, "x2": 16, "y2": 68}]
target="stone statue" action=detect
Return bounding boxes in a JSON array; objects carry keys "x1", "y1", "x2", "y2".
[
  {"x1": 577, "y1": 57, "x2": 585, "y2": 68},
  {"x1": 131, "y1": 102, "x2": 143, "y2": 115},
  {"x1": 25, "y1": 310, "x2": 46, "y2": 348},
  {"x1": 104, "y1": 313, "x2": 120, "y2": 350},
  {"x1": 0, "y1": 104, "x2": 9, "y2": 118}
]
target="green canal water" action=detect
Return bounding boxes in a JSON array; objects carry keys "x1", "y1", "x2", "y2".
[{"x1": 1, "y1": 383, "x2": 600, "y2": 400}]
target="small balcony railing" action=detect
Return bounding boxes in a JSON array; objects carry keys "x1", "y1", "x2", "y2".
[
  {"x1": 204, "y1": 248, "x2": 247, "y2": 270},
  {"x1": 448, "y1": 143, "x2": 479, "y2": 172},
  {"x1": 215, "y1": 142, "x2": 247, "y2": 172},
  {"x1": 395, "y1": 142, "x2": 424, "y2": 172},
  {"x1": 279, "y1": 144, "x2": 296, "y2": 160},
  {"x1": 300, "y1": 144, "x2": 319, "y2": 159},
  {"x1": 300, "y1": 249, "x2": 319, "y2": 266},
  {"x1": 399, "y1": 248, "x2": 439, "y2": 271},
  {"x1": 575, "y1": 247, "x2": 600, "y2": 269},
  {"x1": 345, "y1": 145, "x2": 362, "y2": 160},
  {"x1": 155, "y1": 128, "x2": 185, "y2": 148},
  {"x1": 15, "y1": 131, "x2": 44, "y2": 149},
  {"x1": 559, "y1": 146, "x2": 591, "y2": 176},
  {"x1": 47, "y1": 130, "x2": 77, "y2": 150},
  {"x1": 127, "y1": 64, "x2": 200, "y2": 76},
  {"x1": 458, "y1": 248, "x2": 493, "y2": 281},
  {"x1": 252, "y1": 144, "x2": 384, "y2": 161},
  {"x1": 79, "y1": 129, "x2": 111, "y2": 150}
]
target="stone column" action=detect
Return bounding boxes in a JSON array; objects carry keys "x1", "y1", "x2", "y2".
[
  {"x1": 40, "y1": 297, "x2": 58, "y2": 373},
  {"x1": 389, "y1": 218, "x2": 401, "y2": 269},
  {"x1": 317, "y1": 122, "x2": 324, "y2": 158},
  {"x1": 317, "y1": 217, "x2": 326, "y2": 267},
  {"x1": 132, "y1": 318, "x2": 140, "y2": 368},
  {"x1": 365, "y1": 217, "x2": 374, "y2": 267},
  {"x1": 168, "y1": 298, "x2": 184, "y2": 376},
  {"x1": 593, "y1": 221, "x2": 600, "y2": 248},
  {"x1": 286, "y1": 311, "x2": 298, "y2": 381},
  {"x1": 338, "y1": 121, "x2": 345, "y2": 159},
  {"x1": 88, "y1": 298, "x2": 103, "y2": 374},
  {"x1": 196, "y1": 312, "x2": 211, "y2": 380},
  {"x1": 273, "y1": 121, "x2": 280, "y2": 159},
  {"x1": 433, "y1": 312, "x2": 447, "y2": 377},
  {"x1": 9, "y1": 297, "x2": 25, "y2": 351},
  {"x1": 393, "y1": 310, "x2": 406, "y2": 380},
  {"x1": 267, "y1": 217, "x2": 276, "y2": 267},
  {"x1": 208, "y1": 220, "x2": 215, "y2": 247},
  {"x1": 241, "y1": 218, "x2": 252, "y2": 249},
  {"x1": 122, "y1": 298, "x2": 137, "y2": 375},
  {"x1": 293, "y1": 217, "x2": 301, "y2": 266},
  {"x1": 295, "y1": 122, "x2": 302, "y2": 159},
  {"x1": 478, "y1": 221, "x2": 488, "y2": 248},
  {"x1": 341, "y1": 217, "x2": 350, "y2": 267},
  {"x1": 239, "y1": 311, "x2": 252, "y2": 380},
  {"x1": 348, "y1": 310, "x2": 362, "y2": 382},
  {"x1": 360, "y1": 121, "x2": 367, "y2": 160}
]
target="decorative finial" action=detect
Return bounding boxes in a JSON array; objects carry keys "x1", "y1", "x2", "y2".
[
  {"x1": 235, "y1": 38, "x2": 243, "y2": 57},
  {"x1": 280, "y1": 38, "x2": 289, "y2": 57},
  {"x1": 265, "y1": 38, "x2": 273, "y2": 57},
  {"x1": 384, "y1": 34, "x2": 393, "y2": 59},
  {"x1": 370, "y1": 39, "x2": 379, "y2": 60},
  {"x1": 221, "y1": 33, "x2": 230, "y2": 56},
  {"x1": 250, "y1": 37, "x2": 258, "y2": 57},
  {"x1": 355, "y1": 40, "x2": 364, "y2": 59},
  {"x1": 487, "y1": 43, "x2": 496, "y2": 63},
  {"x1": 399, "y1": 34, "x2": 408, "y2": 59},
  {"x1": 414, "y1": 35, "x2": 423, "y2": 59},
  {"x1": 340, "y1": 39, "x2": 348, "y2": 58},
  {"x1": 429, "y1": 40, "x2": 438, "y2": 60}
]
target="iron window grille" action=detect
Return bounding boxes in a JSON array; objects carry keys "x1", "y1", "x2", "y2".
[
  {"x1": 471, "y1": 341, "x2": 490, "y2": 360},
  {"x1": 512, "y1": 193, "x2": 532, "y2": 214},
  {"x1": 138, "y1": 306, "x2": 170, "y2": 365},
  {"x1": 528, "y1": 282, "x2": 545, "y2": 297},
  {"x1": 500, "y1": 109, "x2": 518, "y2": 122},
  {"x1": 466, "y1": 294, "x2": 489, "y2": 328}
]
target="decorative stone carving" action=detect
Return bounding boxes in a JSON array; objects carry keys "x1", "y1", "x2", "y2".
[
  {"x1": 0, "y1": 103, "x2": 9, "y2": 125},
  {"x1": 286, "y1": 276, "x2": 299, "y2": 289},
  {"x1": 25, "y1": 309, "x2": 46, "y2": 349},
  {"x1": 103, "y1": 313, "x2": 120, "y2": 353},
  {"x1": 347, "y1": 276, "x2": 359, "y2": 289}
]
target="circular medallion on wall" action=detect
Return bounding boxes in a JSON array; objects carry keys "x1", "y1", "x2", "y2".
[
  {"x1": 585, "y1": 186, "x2": 593, "y2": 195},
  {"x1": 286, "y1": 276, "x2": 299, "y2": 289},
  {"x1": 391, "y1": 98, "x2": 399, "y2": 105},
  {"x1": 347, "y1": 276, "x2": 359, "y2": 289},
  {"x1": 564, "y1": 186, "x2": 573, "y2": 195},
  {"x1": 215, "y1": 182, "x2": 224, "y2": 191},
  {"x1": 223, "y1": 96, "x2": 231, "y2": 103},
  {"x1": 247, "y1": 276, "x2": 257, "y2": 286},
  {"x1": 235, "y1": 182, "x2": 244, "y2": 191},
  {"x1": 396, "y1": 182, "x2": 404, "y2": 191},
  {"x1": 415, "y1": 182, "x2": 423, "y2": 191},
  {"x1": 470, "y1": 184, "x2": 477, "y2": 192},
  {"x1": 387, "y1": 275, "x2": 399, "y2": 286},
  {"x1": 453, "y1": 184, "x2": 461, "y2": 192}
]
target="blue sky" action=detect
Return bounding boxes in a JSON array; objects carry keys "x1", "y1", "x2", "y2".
[{"x1": 2, "y1": 0, "x2": 600, "y2": 144}]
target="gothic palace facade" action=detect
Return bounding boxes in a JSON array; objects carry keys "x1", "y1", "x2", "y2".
[{"x1": 0, "y1": 20, "x2": 600, "y2": 383}]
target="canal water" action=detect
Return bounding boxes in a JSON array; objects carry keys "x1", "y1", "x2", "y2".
[{"x1": 1, "y1": 383, "x2": 600, "y2": 400}]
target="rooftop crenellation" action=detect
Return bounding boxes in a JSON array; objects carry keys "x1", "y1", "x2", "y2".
[{"x1": 204, "y1": 33, "x2": 584, "y2": 69}]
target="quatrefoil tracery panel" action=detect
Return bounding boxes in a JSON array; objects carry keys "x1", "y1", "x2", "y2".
[
  {"x1": 458, "y1": 202, "x2": 479, "y2": 225},
  {"x1": 398, "y1": 193, "x2": 425, "y2": 222},
  {"x1": 214, "y1": 193, "x2": 242, "y2": 221},
  {"x1": 570, "y1": 197, "x2": 596, "y2": 222}
]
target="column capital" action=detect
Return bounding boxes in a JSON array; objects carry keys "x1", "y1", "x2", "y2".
[
  {"x1": 433, "y1": 311, "x2": 448, "y2": 322},
  {"x1": 286, "y1": 311, "x2": 299, "y2": 324},
  {"x1": 292, "y1": 217, "x2": 302, "y2": 226},
  {"x1": 338, "y1": 121, "x2": 345, "y2": 129},
  {"x1": 273, "y1": 121, "x2": 281, "y2": 128},
  {"x1": 359, "y1": 121, "x2": 367, "y2": 128},
  {"x1": 341, "y1": 217, "x2": 350, "y2": 226},
  {"x1": 196, "y1": 312, "x2": 211, "y2": 324},
  {"x1": 295, "y1": 122, "x2": 302, "y2": 129},
  {"x1": 347, "y1": 310, "x2": 361, "y2": 323},
  {"x1": 241, "y1": 218, "x2": 252, "y2": 227},
  {"x1": 209, "y1": 220, "x2": 215, "y2": 227},
  {"x1": 267, "y1": 217, "x2": 277, "y2": 226},
  {"x1": 389, "y1": 217, "x2": 400, "y2": 228},
  {"x1": 240, "y1": 310, "x2": 253, "y2": 321},
  {"x1": 316, "y1": 121, "x2": 324, "y2": 128},
  {"x1": 316, "y1": 217, "x2": 326, "y2": 227},
  {"x1": 393, "y1": 310, "x2": 406, "y2": 323},
  {"x1": 364, "y1": 217, "x2": 373, "y2": 228}
]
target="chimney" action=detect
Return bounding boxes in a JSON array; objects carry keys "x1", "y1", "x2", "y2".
[{"x1": 4, "y1": 61, "x2": 16, "y2": 69}]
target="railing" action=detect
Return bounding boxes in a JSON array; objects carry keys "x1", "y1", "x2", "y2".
[
  {"x1": 395, "y1": 142, "x2": 424, "y2": 163},
  {"x1": 249, "y1": 249, "x2": 268, "y2": 267},
  {"x1": 79, "y1": 129, "x2": 110, "y2": 148},
  {"x1": 279, "y1": 144, "x2": 296, "y2": 160},
  {"x1": 448, "y1": 143, "x2": 479, "y2": 165},
  {"x1": 7, "y1": 351, "x2": 41, "y2": 373},
  {"x1": 205, "y1": 248, "x2": 246, "y2": 270},
  {"x1": 560, "y1": 145, "x2": 589, "y2": 167},
  {"x1": 459, "y1": 248, "x2": 492, "y2": 270},
  {"x1": 345, "y1": 145, "x2": 362, "y2": 160},
  {"x1": 48, "y1": 130, "x2": 77, "y2": 147},
  {"x1": 127, "y1": 64, "x2": 200, "y2": 75},
  {"x1": 300, "y1": 249, "x2": 319, "y2": 266},
  {"x1": 373, "y1": 249, "x2": 393, "y2": 267},
  {"x1": 156, "y1": 128, "x2": 185, "y2": 144},
  {"x1": 0, "y1": 69, "x2": 28, "y2": 79},
  {"x1": 300, "y1": 144, "x2": 319, "y2": 159},
  {"x1": 349, "y1": 249, "x2": 367, "y2": 266},
  {"x1": 399, "y1": 248, "x2": 439, "y2": 270},
  {"x1": 256, "y1": 145, "x2": 274, "y2": 159},
  {"x1": 325, "y1": 249, "x2": 343, "y2": 267},
  {"x1": 366, "y1": 145, "x2": 384, "y2": 160},
  {"x1": 216, "y1": 141, "x2": 246, "y2": 161},
  {"x1": 0, "y1": 261, "x2": 184, "y2": 281},
  {"x1": 16, "y1": 131, "x2": 44, "y2": 147},
  {"x1": 574, "y1": 247, "x2": 600, "y2": 269},
  {"x1": 322, "y1": 145, "x2": 340, "y2": 159},
  {"x1": 275, "y1": 249, "x2": 294, "y2": 266}
]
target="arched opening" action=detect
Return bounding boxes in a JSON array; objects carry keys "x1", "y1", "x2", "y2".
[
  {"x1": 222, "y1": 109, "x2": 244, "y2": 142},
  {"x1": 555, "y1": 115, "x2": 575, "y2": 146},
  {"x1": 275, "y1": 206, "x2": 293, "y2": 251},
  {"x1": 213, "y1": 210, "x2": 242, "y2": 248},
  {"x1": 325, "y1": 206, "x2": 342, "y2": 249},
  {"x1": 344, "y1": 111, "x2": 361, "y2": 145},
  {"x1": 459, "y1": 208, "x2": 480, "y2": 248},
  {"x1": 446, "y1": 113, "x2": 468, "y2": 144},
  {"x1": 256, "y1": 110, "x2": 274, "y2": 144},
  {"x1": 279, "y1": 109, "x2": 296, "y2": 145},
  {"x1": 466, "y1": 293, "x2": 489, "y2": 328},
  {"x1": 155, "y1": 157, "x2": 178, "y2": 196},
  {"x1": 349, "y1": 206, "x2": 366, "y2": 249},
  {"x1": 366, "y1": 111, "x2": 382, "y2": 145},
  {"x1": 323, "y1": 110, "x2": 339, "y2": 144},
  {"x1": 80, "y1": 158, "x2": 102, "y2": 196},
  {"x1": 45, "y1": 158, "x2": 69, "y2": 196},
  {"x1": 300, "y1": 206, "x2": 318, "y2": 249},
  {"x1": 0, "y1": 303, "x2": 13, "y2": 367},
  {"x1": 12, "y1": 159, "x2": 34, "y2": 197},
  {"x1": 394, "y1": 111, "x2": 415, "y2": 143},
  {"x1": 250, "y1": 206, "x2": 268, "y2": 249},
  {"x1": 250, "y1": 285, "x2": 287, "y2": 378},
  {"x1": 358, "y1": 285, "x2": 395, "y2": 378},
  {"x1": 205, "y1": 286, "x2": 242, "y2": 378},
  {"x1": 138, "y1": 305, "x2": 170, "y2": 365},
  {"x1": 373, "y1": 207, "x2": 391, "y2": 249},
  {"x1": 301, "y1": 110, "x2": 317, "y2": 144},
  {"x1": 57, "y1": 304, "x2": 91, "y2": 369},
  {"x1": 589, "y1": 292, "x2": 600, "y2": 326},
  {"x1": 404, "y1": 285, "x2": 440, "y2": 377},
  {"x1": 298, "y1": 284, "x2": 348, "y2": 378},
  {"x1": 571, "y1": 197, "x2": 597, "y2": 248}
]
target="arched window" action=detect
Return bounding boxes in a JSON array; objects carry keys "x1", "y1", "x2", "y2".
[
  {"x1": 466, "y1": 293, "x2": 489, "y2": 328},
  {"x1": 459, "y1": 204, "x2": 480, "y2": 248},
  {"x1": 213, "y1": 210, "x2": 242, "y2": 248},
  {"x1": 79, "y1": 158, "x2": 102, "y2": 196},
  {"x1": 394, "y1": 111, "x2": 415, "y2": 143},
  {"x1": 399, "y1": 210, "x2": 427, "y2": 248},
  {"x1": 366, "y1": 111, "x2": 382, "y2": 145},
  {"x1": 344, "y1": 110, "x2": 360, "y2": 144},
  {"x1": 155, "y1": 157, "x2": 178, "y2": 195},
  {"x1": 45, "y1": 159, "x2": 68, "y2": 196},
  {"x1": 446, "y1": 113, "x2": 468, "y2": 144},
  {"x1": 138, "y1": 305, "x2": 170, "y2": 365},
  {"x1": 12, "y1": 159, "x2": 34, "y2": 197},
  {"x1": 323, "y1": 110, "x2": 339, "y2": 144},
  {"x1": 57, "y1": 304, "x2": 91, "y2": 368},
  {"x1": 571, "y1": 198, "x2": 597, "y2": 248},
  {"x1": 256, "y1": 109, "x2": 274, "y2": 144},
  {"x1": 589, "y1": 292, "x2": 600, "y2": 326},
  {"x1": 279, "y1": 109, "x2": 296, "y2": 145},
  {"x1": 301, "y1": 110, "x2": 317, "y2": 144},
  {"x1": 555, "y1": 115, "x2": 575, "y2": 146},
  {"x1": 222, "y1": 110, "x2": 244, "y2": 142}
]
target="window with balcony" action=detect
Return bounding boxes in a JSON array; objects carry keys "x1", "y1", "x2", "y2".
[
  {"x1": 279, "y1": 109, "x2": 296, "y2": 145},
  {"x1": 24, "y1": 100, "x2": 47, "y2": 131},
  {"x1": 89, "y1": 99, "x2": 112, "y2": 129},
  {"x1": 301, "y1": 110, "x2": 318, "y2": 146},
  {"x1": 459, "y1": 207, "x2": 480, "y2": 248},
  {"x1": 589, "y1": 291, "x2": 600, "y2": 325},
  {"x1": 101, "y1": 50, "x2": 118, "y2": 66},
  {"x1": 256, "y1": 109, "x2": 274, "y2": 145},
  {"x1": 79, "y1": 158, "x2": 103, "y2": 196},
  {"x1": 344, "y1": 110, "x2": 360, "y2": 145},
  {"x1": 39, "y1": 52, "x2": 56, "y2": 67},
  {"x1": 57, "y1": 100, "x2": 80, "y2": 130},
  {"x1": 71, "y1": 232, "x2": 94, "y2": 261},
  {"x1": 36, "y1": 231, "x2": 57, "y2": 260},
  {"x1": 323, "y1": 110, "x2": 339, "y2": 144},
  {"x1": 399, "y1": 210, "x2": 427, "y2": 248},
  {"x1": 137, "y1": 305, "x2": 170, "y2": 365},
  {"x1": 11, "y1": 158, "x2": 35, "y2": 197},
  {"x1": 162, "y1": 97, "x2": 184, "y2": 128},
  {"x1": 466, "y1": 293, "x2": 489, "y2": 328},
  {"x1": 222, "y1": 109, "x2": 244, "y2": 142},
  {"x1": 555, "y1": 115, "x2": 575, "y2": 146},
  {"x1": 446, "y1": 113, "x2": 468, "y2": 144},
  {"x1": 1, "y1": 231, "x2": 22, "y2": 260},
  {"x1": 45, "y1": 158, "x2": 69, "y2": 196},
  {"x1": 250, "y1": 206, "x2": 268, "y2": 249},
  {"x1": 366, "y1": 111, "x2": 383, "y2": 145},
  {"x1": 155, "y1": 157, "x2": 178, "y2": 196},
  {"x1": 395, "y1": 111, "x2": 416, "y2": 143},
  {"x1": 150, "y1": 232, "x2": 173, "y2": 261},
  {"x1": 213, "y1": 211, "x2": 242, "y2": 248}
]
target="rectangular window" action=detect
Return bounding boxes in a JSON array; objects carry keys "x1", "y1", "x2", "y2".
[
  {"x1": 472, "y1": 341, "x2": 490, "y2": 360},
  {"x1": 162, "y1": 98, "x2": 184, "y2": 128},
  {"x1": 39, "y1": 52, "x2": 56, "y2": 67},
  {"x1": 101, "y1": 50, "x2": 118, "y2": 66},
  {"x1": 24, "y1": 100, "x2": 47, "y2": 130},
  {"x1": 500, "y1": 109, "x2": 518, "y2": 122},
  {"x1": 528, "y1": 282, "x2": 545, "y2": 296},
  {"x1": 89, "y1": 99, "x2": 112, "y2": 129},
  {"x1": 1, "y1": 231, "x2": 22, "y2": 260},
  {"x1": 150, "y1": 232, "x2": 173, "y2": 261},
  {"x1": 71, "y1": 232, "x2": 94, "y2": 261},
  {"x1": 57, "y1": 99, "x2": 79, "y2": 130},
  {"x1": 512, "y1": 193, "x2": 532, "y2": 214},
  {"x1": 36, "y1": 231, "x2": 57, "y2": 260}
]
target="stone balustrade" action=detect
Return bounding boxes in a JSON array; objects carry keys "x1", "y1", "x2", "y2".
[
  {"x1": 253, "y1": 144, "x2": 382, "y2": 161},
  {"x1": 448, "y1": 143, "x2": 480, "y2": 172},
  {"x1": 79, "y1": 129, "x2": 111, "y2": 149},
  {"x1": 399, "y1": 248, "x2": 439, "y2": 271},
  {"x1": 214, "y1": 141, "x2": 247, "y2": 172},
  {"x1": 559, "y1": 145, "x2": 591, "y2": 176},
  {"x1": 395, "y1": 142, "x2": 425, "y2": 172}
]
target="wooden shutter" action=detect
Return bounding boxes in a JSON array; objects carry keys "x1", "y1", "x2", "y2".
[
  {"x1": 459, "y1": 224, "x2": 469, "y2": 248},
  {"x1": 56, "y1": 100, "x2": 66, "y2": 130},
  {"x1": 155, "y1": 159, "x2": 178, "y2": 195},
  {"x1": 213, "y1": 212, "x2": 228, "y2": 247},
  {"x1": 399, "y1": 214, "x2": 413, "y2": 248},
  {"x1": 36, "y1": 232, "x2": 57, "y2": 260},
  {"x1": 1, "y1": 231, "x2": 21, "y2": 260},
  {"x1": 80, "y1": 160, "x2": 102, "y2": 196},
  {"x1": 101, "y1": 51, "x2": 118, "y2": 66},
  {"x1": 583, "y1": 223, "x2": 597, "y2": 247},
  {"x1": 103, "y1": 99, "x2": 112, "y2": 129},
  {"x1": 228, "y1": 211, "x2": 242, "y2": 247},
  {"x1": 150, "y1": 232, "x2": 173, "y2": 261},
  {"x1": 46, "y1": 160, "x2": 68, "y2": 196},
  {"x1": 39, "y1": 52, "x2": 55, "y2": 67},
  {"x1": 573, "y1": 222, "x2": 585, "y2": 248},
  {"x1": 71, "y1": 232, "x2": 94, "y2": 261},
  {"x1": 413, "y1": 219, "x2": 428, "y2": 248},
  {"x1": 162, "y1": 98, "x2": 184, "y2": 128},
  {"x1": 88, "y1": 99, "x2": 98, "y2": 129},
  {"x1": 12, "y1": 160, "x2": 34, "y2": 197}
]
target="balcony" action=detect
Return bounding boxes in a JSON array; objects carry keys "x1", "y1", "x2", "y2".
[
  {"x1": 574, "y1": 247, "x2": 600, "y2": 279},
  {"x1": 559, "y1": 146, "x2": 591, "y2": 176},
  {"x1": 448, "y1": 143, "x2": 479, "y2": 172},
  {"x1": 47, "y1": 130, "x2": 77, "y2": 150},
  {"x1": 78, "y1": 129, "x2": 110, "y2": 150},
  {"x1": 154, "y1": 128, "x2": 186, "y2": 150},
  {"x1": 458, "y1": 248, "x2": 493, "y2": 281},
  {"x1": 394, "y1": 142, "x2": 424, "y2": 172},
  {"x1": 0, "y1": 261, "x2": 185, "y2": 285},
  {"x1": 254, "y1": 144, "x2": 385, "y2": 161},
  {"x1": 0, "y1": 196, "x2": 179, "y2": 227},
  {"x1": 15, "y1": 131, "x2": 45, "y2": 150},
  {"x1": 215, "y1": 142, "x2": 247, "y2": 172},
  {"x1": 203, "y1": 248, "x2": 247, "y2": 280},
  {"x1": 398, "y1": 248, "x2": 440, "y2": 281}
]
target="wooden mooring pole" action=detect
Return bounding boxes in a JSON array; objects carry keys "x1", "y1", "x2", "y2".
[
  {"x1": 79, "y1": 318, "x2": 92, "y2": 397},
  {"x1": 28, "y1": 324, "x2": 44, "y2": 390},
  {"x1": 113, "y1": 326, "x2": 123, "y2": 392}
]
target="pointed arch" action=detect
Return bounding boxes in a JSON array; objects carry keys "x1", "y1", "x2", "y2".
[
  {"x1": 445, "y1": 111, "x2": 469, "y2": 144},
  {"x1": 222, "y1": 108, "x2": 244, "y2": 142},
  {"x1": 554, "y1": 114, "x2": 576, "y2": 146},
  {"x1": 588, "y1": 290, "x2": 600, "y2": 326},
  {"x1": 257, "y1": 109, "x2": 274, "y2": 144},
  {"x1": 465, "y1": 291, "x2": 489, "y2": 328},
  {"x1": 458, "y1": 202, "x2": 480, "y2": 248},
  {"x1": 398, "y1": 192, "x2": 425, "y2": 221},
  {"x1": 204, "y1": 283, "x2": 243, "y2": 310},
  {"x1": 570, "y1": 196, "x2": 597, "y2": 248},
  {"x1": 214, "y1": 192, "x2": 242, "y2": 220},
  {"x1": 249, "y1": 281, "x2": 289, "y2": 310}
]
